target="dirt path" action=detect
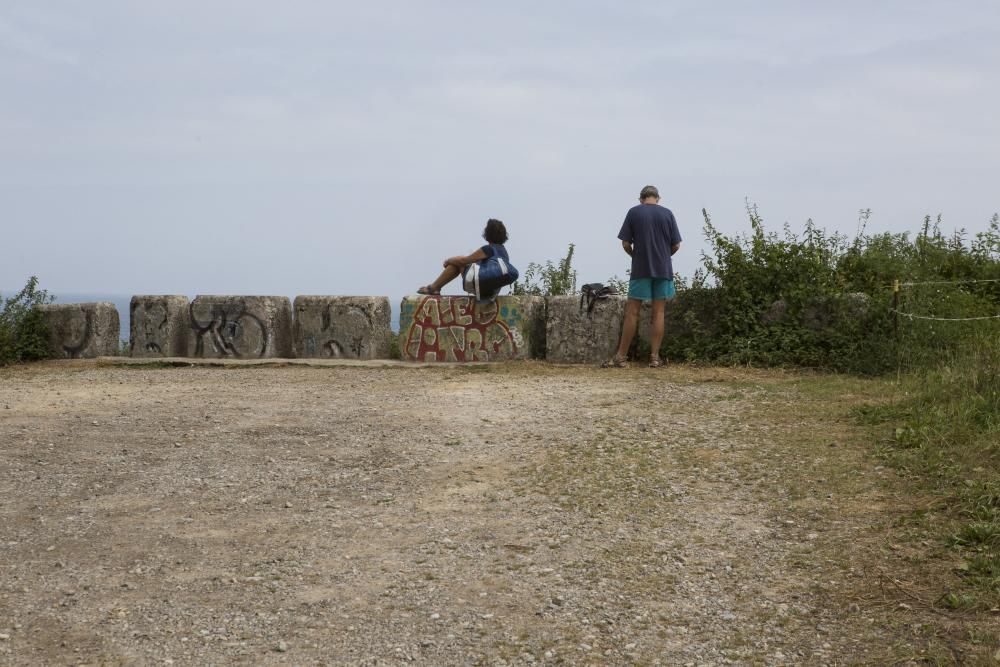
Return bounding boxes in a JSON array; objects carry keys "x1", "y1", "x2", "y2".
[{"x1": 0, "y1": 361, "x2": 991, "y2": 665}]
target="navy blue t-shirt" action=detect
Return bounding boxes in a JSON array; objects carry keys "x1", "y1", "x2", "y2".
[{"x1": 617, "y1": 204, "x2": 681, "y2": 279}]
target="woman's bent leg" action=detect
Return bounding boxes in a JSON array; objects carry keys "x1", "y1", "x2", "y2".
[{"x1": 430, "y1": 263, "x2": 462, "y2": 291}]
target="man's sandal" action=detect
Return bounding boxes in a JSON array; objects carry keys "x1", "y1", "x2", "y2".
[
  {"x1": 416, "y1": 286, "x2": 440, "y2": 295},
  {"x1": 601, "y1": 355, "x2": 628, "y2": 369},
  {"x1": 648, "y1": 356, "x2": 664, "y2": 368}
]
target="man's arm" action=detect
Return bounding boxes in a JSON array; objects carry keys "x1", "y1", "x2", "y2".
[
  {"x1": 670, "y1": 242, "x2": 681, "y2": 256},
  {"x1": 621, "y1": 240, "x2": 633, "y2": 256}
]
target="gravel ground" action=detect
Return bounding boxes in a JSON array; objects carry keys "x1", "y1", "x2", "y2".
[{"x1": 0, "y1": 360, "x2": 993, "y2": 665}]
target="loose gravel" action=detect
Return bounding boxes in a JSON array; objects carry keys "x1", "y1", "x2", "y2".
[{"x1": 0, "y1": 360, "x2": 989, "y2": 665}]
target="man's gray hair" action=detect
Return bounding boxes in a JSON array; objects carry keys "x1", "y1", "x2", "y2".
[{"x1": 639, "y1": 185, "x2": 659, "y2": 201}]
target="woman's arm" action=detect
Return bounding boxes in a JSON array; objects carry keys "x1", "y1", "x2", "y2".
[{"x1": 443, "y1": 247, "x2": 488, "y2": 268}]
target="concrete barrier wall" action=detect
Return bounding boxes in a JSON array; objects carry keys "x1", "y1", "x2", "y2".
[
  {"x1": 547, "y1": 295, "x2": 705, "y2": 365},
  {"x1": 399, "y1": 296, "x2": 546, "y2": 362},
  {"x1": 36, "y1": 302, "x2": 120, "y2": 358},
  {"x1": 189, "y1": 296, "x2": 294, "y2": 359},
  {"x1": 38, "y1": 288, "x2": 866, "y2": 363},
  {"x1": 130, "y1": 295, "x2": 191, "y2": 358},
  {"x1": 545, "y1": 295, "x2": 626, "y2": 364},
  {"x1": 293, "y1": 296, "x2": 391, "y2": 359},
  {"x1": 556, "y1": 292, "x2": 734, "y2": 364}
]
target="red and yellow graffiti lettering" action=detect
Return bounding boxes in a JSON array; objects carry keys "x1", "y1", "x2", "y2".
[{"x1": 403, "y1": 297, "x2": 516, "y2": 362}]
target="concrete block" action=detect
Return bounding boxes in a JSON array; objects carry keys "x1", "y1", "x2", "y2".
[
  {"x1": 399, "y1": 295, "x2": 546, "y2": 362},
  {"x1": 802, "y1": 293, "x2": 871, "y2": 331},
  {"x1": 293, "y1": 296, "x2": 391, "y2": 359},
  {"x1": 130, "y1": 295, "x2": 191, "y2": 358},
  {"x1": 35, "y1": 302, "x2": 120, "y2": 358},
  {"x1": 545, "y1": 295, "x2": 626, "y2": 364},
  {"x1": 760, "y1": 293, "x2": 870, "y2": 330},
  {"x1": 189, "y1": 296, "x2": 293, "y2": 359}
]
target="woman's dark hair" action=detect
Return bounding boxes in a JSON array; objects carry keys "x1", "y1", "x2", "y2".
[{"x1": 483, "y1": 218, "x2": 508, "y2": 244}]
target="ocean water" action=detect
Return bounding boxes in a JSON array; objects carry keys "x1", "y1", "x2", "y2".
[{"x1": 26, "y1": 293, "x2": 407, "y2": 341}]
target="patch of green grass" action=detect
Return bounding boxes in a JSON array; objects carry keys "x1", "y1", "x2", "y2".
[
  {"x1": 871, "y1": 336, "x2": 1000, "y2": 610},
  {"x1": 951, "y1": 522, "x2": 1000, "y2": 548},
  {"x1": 117, "y1": 360, "x2": 185, "y2": 369},
  {"x1": 457, "y1": 364, "x2": 494, "y2": 374},
  {"x1": 965, "y1": 553, "x2": 1000, "y2": 584}
]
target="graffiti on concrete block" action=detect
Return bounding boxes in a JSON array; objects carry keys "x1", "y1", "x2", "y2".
[
  {"x1": 130, "y1": 296, "x2": 189, "y2": 358},
  {"x1": 190, "y1": 300, "x2": 268, "y2": 358},
  {"x1": 60, "y1": 309, "x2": 95, "y2": 359},
  {"x1": 131, "y1": 298, "x2": 174, "y2": 356},
  {"x1": 303, "y1": 304, "x2": 374, "y2": 358},
  {"x1": 37, "y1": 303, "x2": 119, "y2": 359},
  {"x1": 133, "y1": 300, "x2": 166, "y2": 355},
  {"x1": 401, "y1": 297, "x2": 522, "y2": 362}
]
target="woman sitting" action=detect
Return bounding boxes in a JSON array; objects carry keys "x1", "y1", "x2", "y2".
[{"x1": 417, "y1": 219, "x2": 512, "y2": 302}]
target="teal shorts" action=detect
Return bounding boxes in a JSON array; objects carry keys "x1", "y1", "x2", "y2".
[{"x1": 628, "y1": 278, "x2": 676, "y2": 302}]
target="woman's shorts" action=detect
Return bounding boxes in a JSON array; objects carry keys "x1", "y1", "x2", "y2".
[
  {"x1": 628, "y1": 278, "x2": 676, "y2": 302},
  {"x1": 462, "y1": 265, "x2": 475, "y2": 294}
]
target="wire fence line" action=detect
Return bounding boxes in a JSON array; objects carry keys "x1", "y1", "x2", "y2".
[
  {"x1": 890, "y1": 309, "x2": 1000, "y2": 322},
  {"x1": 900, "y1": 277, "x2": 1000, "y2": 287},
  {"x1": 888, "y1": 276, "x2": 1000, "y2": 323}
]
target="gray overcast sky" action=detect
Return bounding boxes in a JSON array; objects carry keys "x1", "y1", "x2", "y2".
[{"x1": 2, "y1": 1, "x2": 998, "y2": 298}]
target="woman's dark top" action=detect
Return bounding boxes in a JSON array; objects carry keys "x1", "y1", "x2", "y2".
[{"x1": 481, "y1": 243, "x2": 509, "y2": 262}]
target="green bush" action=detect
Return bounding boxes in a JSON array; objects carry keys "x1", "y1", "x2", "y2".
[
  {"x1": 0, "y1": 276, "x2": 53, "y2": 366},
  {"x1": 512, "y1": 243, "x2": 577, "y2": 296},
  {"x1": 664, "y1": 205, "x2": 1000, "y2": 374}
]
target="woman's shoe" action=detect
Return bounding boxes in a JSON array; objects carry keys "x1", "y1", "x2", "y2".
[{"x1": 648, "y1": 356, "x2": 664, "y2": 368}]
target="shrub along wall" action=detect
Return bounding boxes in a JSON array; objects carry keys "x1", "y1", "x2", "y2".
[
  {"x1": 656, "y1": 208, "x2": 1000, "y2": 374},
  {"x1": 0, "y1": 277, "x2": 52, "y2": 366}
]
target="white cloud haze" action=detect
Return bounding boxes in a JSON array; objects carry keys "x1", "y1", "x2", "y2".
[{"x1": 1, "y1": 1, "x2": 998, "y2": 298}]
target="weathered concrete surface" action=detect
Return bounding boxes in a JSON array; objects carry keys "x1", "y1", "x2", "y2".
[
  {"x1": 130, "y1": 295, "x2": 191, "y2": 358},
  {"x1": 545, "y1": 295, "x2": 626, "y2": 364},
  {"x1": 293, "y1": 296, "x2": 391, "y2": 359},
  {"x1": 188, "y1": 296, "x2": 293, "y2": 359},
  {"x1": 761, "y1": 293, "x2": 871, "y2": 330},
  {"x1": 802, "y1": 293, "x2": 872, "y2": 331},
  {"x1": 399, "y1": 295, "x2": 546, "y2": 362},
  {"x1": 35, "y1": 302, "x2": 120, "y2": 359}
]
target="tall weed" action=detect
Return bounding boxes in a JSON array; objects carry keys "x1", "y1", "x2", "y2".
[
  {"x1": 512, "y1": 244, "x2": 578, "y2": 296},
  {"x1": 0, "y1": 276, "x2": 53, "y2": 365}
]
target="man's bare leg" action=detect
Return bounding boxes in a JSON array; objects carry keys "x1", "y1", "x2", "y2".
[
  {"x1": 614, "y1": 299, "x2": 642, "y2": 359},
  {"x1": 649, "y1": 299, "x2": 666, "y2": 361}
]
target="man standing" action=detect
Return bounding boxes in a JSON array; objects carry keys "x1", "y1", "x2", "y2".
[{"x1": 605, "y1": 185, "x2": 682, "y2": 368}]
